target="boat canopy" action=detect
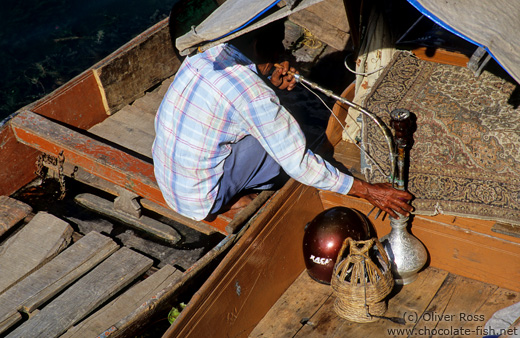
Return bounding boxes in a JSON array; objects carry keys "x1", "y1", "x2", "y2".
[
  {"x1": 407, "y1": 0, "x2": 520, "y2": 84},
  {"x1": 177, "y1": 0, "x2": 519, "y2": 84},
  {"x1": 175, "y1": 0, "x2": 324, "y2": 56}
]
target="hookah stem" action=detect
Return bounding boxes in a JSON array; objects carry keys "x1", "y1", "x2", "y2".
[
  {"x1": 273, "y1": 64, "x2": 397, "y2": 183},
  {"x1": 389, "y1": 109, "x2": 412, "y2": 191}
]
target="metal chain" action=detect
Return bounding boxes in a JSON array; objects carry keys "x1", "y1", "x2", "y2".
[
  {"x1": 57, "y1": 151, "x2": 66, "y2": 200},
  {"x1": 35, "y1": 154, "x2": 47, "y2": 179},
  {"x1": 34, "y1": 151, "x2": 67, "y2": 200}
]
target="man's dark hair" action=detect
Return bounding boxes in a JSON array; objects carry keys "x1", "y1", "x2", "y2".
[{"x1": 230, "y1": 19, "x2": 286, "y2": 64}]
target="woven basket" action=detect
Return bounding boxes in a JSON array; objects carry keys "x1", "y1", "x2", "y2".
[{"x1": 331, "y1": 237, "x2": 394, "y2": 323}]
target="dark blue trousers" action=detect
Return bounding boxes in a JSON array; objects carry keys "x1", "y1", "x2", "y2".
[{"x1": 209, "y1": 135, "x2": 285, "y2": 215}]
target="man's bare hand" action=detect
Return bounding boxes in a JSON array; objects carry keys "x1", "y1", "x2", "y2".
[
  {"x1": 270, "y1": 61, "x2": 297, "y2": 91},
  {"x1": 348, "y1": 179, "x2": 413, "y2": 219}
]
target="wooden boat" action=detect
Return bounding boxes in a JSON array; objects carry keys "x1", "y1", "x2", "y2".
[
  {"x1": 2, "y1": 0, "x2": 519, "y2": 337},
  {"x1": 163, "y1": 1, "x2": 520, "y2": 337}
]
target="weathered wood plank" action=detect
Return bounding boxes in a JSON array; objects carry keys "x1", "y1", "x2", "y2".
[
  {"x1": 151, "y1": 75, "x2": 174, "y2": 103},
  {"x1": 289, "y1": 0, "x2": 350, "y2": 51},
  {"x1": 75, "y1": 193, "x2": 181, "y2": 244},
  {"x1": 7, "y1": 247, "x2": 153, "y2": 338},
  {"x1": 0, "y1": 231, "x2": 118, "y2": 334},
  {"x1": 98, "y1": 233, "x2": 237, "y2": 338},
  {"x1": 0, "y1": 211, "x2": 73, "y2": 294},
  {"x1": 0, "y1": 312, "x2": 22, "y2": 336},
  {"x1": 249, "y1": 271, "x2": 331, "y2": 337},
  {"x1": 62, "y1": 264, "x2": 182, "y2": 338},
  {"x1": 128, "y1": 91, "x2": 163, "y2": 116},
  {"x1": 140, "y1": 198, "x2": 217, "y2": 235},
  {"x1": 94, "y1": 19, "x2": 180, "y2": 113},
  {"x1": 88, "y1": 115, "x2": 155, "y2": 157},
  {"x1": 109, "y1": 105, "x2": 156, "y2": 135},
  {"x1": 409, "y1": 274, "x2": 498, "y2": 338},
  {"x1": 87, "y1": 42, "x2": 172, "y2": 156},
  {"x1": 88, "y1": 98, "x2": 156, "y2": 158},
  {"x1": 0, "y1": 196, "x2": 32, "y2": 238}
]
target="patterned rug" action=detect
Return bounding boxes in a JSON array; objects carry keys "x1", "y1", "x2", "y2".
[{"x1": 361, "y1": 51, "x2": 520, "y2": 225}]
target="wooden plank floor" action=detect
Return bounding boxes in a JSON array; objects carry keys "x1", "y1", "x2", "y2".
[
  {"x1": 0, "y1": 232, "x2": 118, "y2": 333},
  {"x1": 88, "y1": 76, "x2": 173, "y2": 158},
  {"x1": 62, "y1": 264, "x2": 182, "y2": 338},
  {"x1": 6, "y1": 247, "x2": 153, "y2": 338},
  {"x1": 251, "y1": 267, "x2": 520, "y2": 338},
  {"x1": 0, "y1": 194, "x2": 176, "y2": 337}
]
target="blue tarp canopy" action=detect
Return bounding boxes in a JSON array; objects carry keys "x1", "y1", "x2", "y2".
[
  {"x1": 407, "y1": 0, "x2": 520, "y2": 84},
  {"x1": 176, "y1": 0, "x2": 324, "y2": 56}
]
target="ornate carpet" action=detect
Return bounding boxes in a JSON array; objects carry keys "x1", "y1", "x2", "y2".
[{"x1": 361, "y1": 51, "x2": 520, "y2": 225}]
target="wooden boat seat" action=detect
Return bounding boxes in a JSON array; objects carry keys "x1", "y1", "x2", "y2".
[{"x1": 9, "y1": 110, "x2": 253, "y2": 235}]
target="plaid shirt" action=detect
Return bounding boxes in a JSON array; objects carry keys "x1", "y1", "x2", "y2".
[{"x1": 152, "y1": 43, "x2": 353, "y2": 220}]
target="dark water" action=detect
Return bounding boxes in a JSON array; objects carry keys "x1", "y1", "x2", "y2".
[{"x1": 0, "y1": 0, "x2": 180, "y2": 120}]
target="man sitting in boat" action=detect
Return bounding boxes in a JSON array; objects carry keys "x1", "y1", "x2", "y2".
[{"x1": 152, "y1": 20, "x2": 413, "y2": 222}]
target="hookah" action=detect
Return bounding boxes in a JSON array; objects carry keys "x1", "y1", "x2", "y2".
[
  {"x1": 283, "y1": 67, "x2": 428, "y2": 285},
  {"x1": 380, "y1": 109, "x2": 428, "y2": 285}
]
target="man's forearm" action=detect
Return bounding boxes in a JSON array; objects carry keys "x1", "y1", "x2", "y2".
[{"x1": 346, "y1": 178, "x2": 413, "y2": 219}]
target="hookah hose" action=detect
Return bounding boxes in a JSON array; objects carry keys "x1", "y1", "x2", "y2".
[{"x1": 272, "y1": 63, "x2": 398, "y2": 187}]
